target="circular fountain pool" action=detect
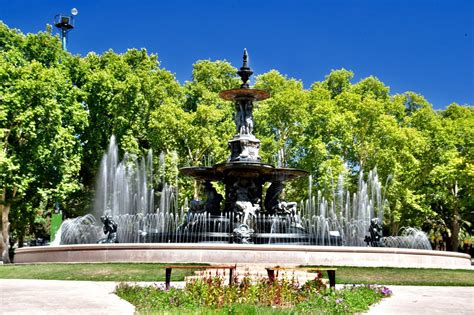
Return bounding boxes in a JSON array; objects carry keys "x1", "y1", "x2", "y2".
[
  {"x1": 14, "y1": 243, "x2": 471, "y2": 269},
  {"x1": 22, "y1": 50, "x2": 471, "y2": 270}
]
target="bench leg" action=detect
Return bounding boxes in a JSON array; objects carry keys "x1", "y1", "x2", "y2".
[
  {"x1": 165, "y1": 268, "x2": 172, "y2": 290},
  {"x1": 229, "y1": 268, "x2": 234, "y2": 286},
  {"x1": 327, "y1": 270, "x2": 336, "y2": 289},
  {"x1": 267, "y1": 269, "x2": 275, "y2": 283}
]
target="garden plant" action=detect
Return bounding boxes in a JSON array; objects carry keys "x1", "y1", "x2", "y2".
[{"x1": 115, "y1": 272, "x2": 392, "y2": 314}]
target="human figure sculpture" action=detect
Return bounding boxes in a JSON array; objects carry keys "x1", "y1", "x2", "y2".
[
  {"x1": 244, "y1": 110, "x2": 253, "y2": 135},
  {"x1": 229, "y1": 179, "x2": 259, "y2": 244},
  {"x1": 264, "y1": 181, "x2": 303, "y2": 230},
  {"x1": 235, "y1": 199, "x2": 260, "y2": 225},
  {"x1": 235, "y1": 100, "x2": 254, "y2": 135},
  {"x1": 97, "y1": 215, "x2": 118, "y2": 244},
  {"x1": 264, "y1": 181, "x2": 298, "y2": 215},
  {"x1": 264, "y1": 181, "x2": 285, "y2": 214},
  {"x1": 364, "y1": 218, "x2": 384, "y2": 247},
  {"x1": 203, "y1": 181, "x2": 223, "y2": 215},
  {"x1": 277, "y1": 201, "x2": 298, "y2": 215},
  {"x1": 235, "y1": 102, "x2": 245, "y2": 134},
  {"x1": 243, "y1": 101, "x2": 254, "y2": 135},
  {"x1": 231, "y1": 179, "x2": 260, "y2": 226},
  {"x1": 179, "y1": 179, "x2": 231, "y2": 235},
  {"x1": 189, "y1": 181, "x2": 223, "y2": 215},
  {"x1": 232, "y1": 224, "x2": 254, "y2": 244}
]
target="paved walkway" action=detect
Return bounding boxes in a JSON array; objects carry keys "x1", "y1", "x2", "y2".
[
  {"x1": 0, "y1": 279, "x2": 135, "y2": 315},
  {"x1": 366, "y1": 285, "x2": 474, "y2": 314},
  {"x1": 1, "y1": 280, "x2": 473, "y2": 314}
]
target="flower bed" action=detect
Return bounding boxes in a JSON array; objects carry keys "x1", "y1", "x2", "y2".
[{"x1": 116, "y1": 272, "x2": 392, "y2": 314}]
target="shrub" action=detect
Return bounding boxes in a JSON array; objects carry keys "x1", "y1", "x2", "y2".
[{"x1": 116, "y1": 272, "x2": 389, "y2": 314}]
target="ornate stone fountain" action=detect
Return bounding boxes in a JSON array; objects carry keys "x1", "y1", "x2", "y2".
[
  {"x1": 16, "y1": 50, "x2": 469, "y2": 269},
  {"x1": 180, "y1": 49, "x2": 308, "y2": 244}
]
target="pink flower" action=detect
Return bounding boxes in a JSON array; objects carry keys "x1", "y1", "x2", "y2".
[{"x1": 381, "y1": 287, "x2": 392, "y2": 296}]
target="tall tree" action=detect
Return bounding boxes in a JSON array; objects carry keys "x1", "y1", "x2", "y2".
[
  {"x1": 254, "y1": 70, "x2": 309, "y2": 166},
  {"x1": 424, "y1": 104, "x2": 474, "y2": 250},
  {"x1": 78, "y1": 49, "x2": 182, "y2": 188},
  {"x1": 0, "y1": 23, "x2": 87, "y2": 262}
]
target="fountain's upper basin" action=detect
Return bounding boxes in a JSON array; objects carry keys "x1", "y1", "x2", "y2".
[
  {"x1": 180, "y1": 162, "x2": 308, "y2": 182},
  {"x1": 219, "y1": 88, "x2": 270, "y2": 101}
]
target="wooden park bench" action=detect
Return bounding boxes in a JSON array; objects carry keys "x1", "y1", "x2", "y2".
[
  {"x1": 164, "y1": 264, "x2": 237, "y2": 289},
  {"x1": 265, "y1": 266, "x2": 337, "y2": 289}
]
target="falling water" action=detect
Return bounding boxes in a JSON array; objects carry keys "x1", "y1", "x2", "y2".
[
  {"x1": 93, "y1": 136, "x2": 155, "y2": 218},
  {"x1": 60, "y1": 214, "x2": 101, "y2": 244},
  {"x1": 295, "y1": 169, "x2": 387, "y2": 246},
  {"x1": 383, "y1": 227, "x2": 432, "y2": 250},
  {"x1": 59, "y1": 137, "x2": 431, "y2": 249}
]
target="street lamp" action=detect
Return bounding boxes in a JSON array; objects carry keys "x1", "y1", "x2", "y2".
[{"x1": 54, "y1": 8, "x2": 78, "y2": 51}]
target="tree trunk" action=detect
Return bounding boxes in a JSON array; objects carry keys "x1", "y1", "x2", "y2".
[
  {"x1": 0, "y1": 233, "x2": 4, "y2": 263},
  {"x1": 193, "y1": 180, "x2": 201, "y2": 200},
  {"x1": 18, "y1": 231, "x2": 24, "y2": 248},
  {"x1": 390, "y1": 219, "x2": 400, "y2": 236},
  {"x1": 1, "y1": 188, "x2": 11, "y2": 263},
  {"x1": 450, "y1": 181, "x2": 460, "y2": 252},
  {"x1": 1, "y1": 186, "x2": 17, "y2": 263}
]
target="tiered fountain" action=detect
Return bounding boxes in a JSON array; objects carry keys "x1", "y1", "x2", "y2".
[
  {"x1": 179, "y1": 49, "x2": 312, "y2": 244},
  {"x1": 14, "y1": 50, "x2": 471, "y2": 269}
]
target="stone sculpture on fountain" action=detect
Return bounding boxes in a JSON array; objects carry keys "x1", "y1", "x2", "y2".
[
  {"x1": 189, "y1": 181, "x2": 223, "y2": 215},
  {"x1": 364, "y1": 218, "x2": 384, "y2": 247},
  {"x1": 97, "y1": 215, "x2": 118, "y2": 244},
  {"x1": 264, "y1": 181, "x2": 303, "y2": 230}
]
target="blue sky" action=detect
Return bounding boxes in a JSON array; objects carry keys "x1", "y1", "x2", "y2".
[{"x1": 1, "y1": 0, "x2": 473, "y2": 109}]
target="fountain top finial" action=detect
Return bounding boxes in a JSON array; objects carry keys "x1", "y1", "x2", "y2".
[
  {"x1": 218, "y1": 49, "x2": 269, "y2": 101},
  {"x1": 237, "y1": 48, "x2": 253, "y2": 89},
  {"x1": 242, "y1": 48, "x2": 249, "y2": 68}
]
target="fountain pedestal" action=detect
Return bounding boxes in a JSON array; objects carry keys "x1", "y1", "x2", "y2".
[{"x1": 228, "y1": 134, "x2": 261, "y2": 162}]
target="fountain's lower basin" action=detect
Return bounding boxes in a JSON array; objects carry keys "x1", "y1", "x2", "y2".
[
  {"x1": 134, "y1": 232, "x2": 342, "y2": 245},
  {"x1": 14, "y1": 243, "x2": 471, "y2": 269}
]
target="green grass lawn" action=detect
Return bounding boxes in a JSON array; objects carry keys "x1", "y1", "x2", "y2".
[
  {"x1": 305, "y1": 265, "x2": 474, "y2": 286},
  {"x1": 0, "y1": 263, "x2": 473, "y2": 286},
  {"x1": 0, "y1": 263, "x2": 200, "y2": 282}
]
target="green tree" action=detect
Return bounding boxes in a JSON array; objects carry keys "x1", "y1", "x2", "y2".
[
  {"x1": 254, "y1": 70, "x2": 309, "y2": 166},
  {"x1": 149, "y1": 60, "x2": 238, "y2": 198},
  {"x1": 0, "y1": 23, "x2": 87, "y2": 262},
  {"x1": 424, "y1": 104, "x2": 474, "y2": 250},
  {"x1": 77, "y1": 49, "x2": 182, "y2": 189}
]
